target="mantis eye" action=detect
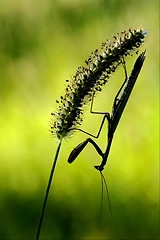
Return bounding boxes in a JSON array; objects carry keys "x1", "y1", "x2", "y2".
[{"x1": 94, "y1": 165, "x2": 104, "y2": 171}]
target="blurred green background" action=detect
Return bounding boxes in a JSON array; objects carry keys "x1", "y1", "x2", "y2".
[{"x1": 0, "y1": 0, "x2": 159, "y2": 239}]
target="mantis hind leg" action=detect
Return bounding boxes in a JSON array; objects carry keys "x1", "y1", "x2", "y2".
[
  {"x1": 75, "y1": 91, "x2": 111, "y2": 138},
  {"x1": 76, "y1": 113, "x2": 109, "y2": 139},
  {"x1": 114, "y1": 57, "x2": 128, "y2": 102},
  {"x1": 90, "y1": 91, "x2": 110, "y2": 115},
  {"x1": 112, "y1": 57, "x2": 128, "y2": 113}
]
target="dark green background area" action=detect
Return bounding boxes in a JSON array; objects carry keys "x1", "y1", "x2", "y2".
[{"x1": 0, "y1": 0, "x2": 159, "y2": 239}]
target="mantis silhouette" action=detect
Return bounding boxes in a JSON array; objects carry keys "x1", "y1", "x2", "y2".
[
  {"x1": 68, "y1": 51, "x2": 146, "y2": 179},
  {"x1": 67, "y1": 51, "x2": 146, "y2": 214}
]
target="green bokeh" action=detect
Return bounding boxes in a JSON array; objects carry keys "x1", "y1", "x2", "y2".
[{"x1": 0, "y1": 0, "x2": 159, "y2": 239}]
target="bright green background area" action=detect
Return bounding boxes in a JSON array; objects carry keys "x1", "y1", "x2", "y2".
[{"x1": 0, "y1": 0, "x2": 159, "y2": 239}]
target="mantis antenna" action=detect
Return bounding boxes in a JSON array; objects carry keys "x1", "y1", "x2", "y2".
[{"x1": 99, "y1": 171, "x2": 112, "y2": 218}]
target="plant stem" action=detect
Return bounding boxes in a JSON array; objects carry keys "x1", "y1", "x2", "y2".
[{"x1": 36, "y1": 139, "x2": 62, "y2": 240}]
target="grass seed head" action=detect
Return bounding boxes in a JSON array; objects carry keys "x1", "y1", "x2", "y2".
[{"x1": 51, "y1": 28, "x2": 146, "y2": 139}]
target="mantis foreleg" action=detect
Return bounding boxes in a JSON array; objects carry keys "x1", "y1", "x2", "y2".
[{"x1": 68, "y1": 138, "x2": 104, "y2": 164}]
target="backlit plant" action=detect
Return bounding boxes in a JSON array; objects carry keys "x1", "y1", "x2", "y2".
[{"x1": 36, "y1": 28, "x2": 146, "y2": 240}]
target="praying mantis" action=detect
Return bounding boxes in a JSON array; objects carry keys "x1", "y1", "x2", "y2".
[{"x1": 68, "y1": 51, "x2": 146, "y2": 173}]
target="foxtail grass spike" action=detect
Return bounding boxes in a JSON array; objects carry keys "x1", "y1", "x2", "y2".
[{"x1": 51, "y1": 28, "x2": 146, "y2": 140}]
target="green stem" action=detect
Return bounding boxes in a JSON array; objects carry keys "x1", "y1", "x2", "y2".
[{"x1": 36, "y1": 139, "x2": 62, "y2": 240}]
